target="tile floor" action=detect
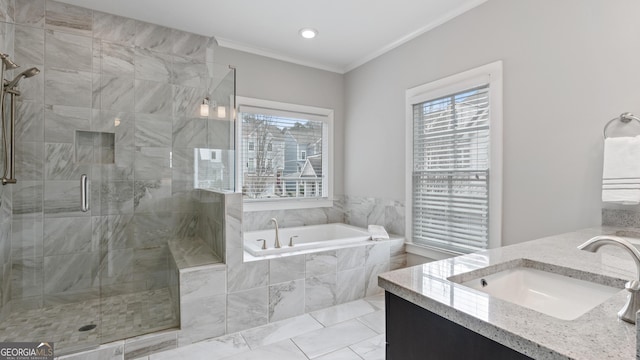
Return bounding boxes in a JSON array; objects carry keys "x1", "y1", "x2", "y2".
[
  {"x1": 143, "y1": 294, "x2": 386, "y2": 360},
  {"x1": 0, "y1": 288, "x2": 178, "y2": 353}
]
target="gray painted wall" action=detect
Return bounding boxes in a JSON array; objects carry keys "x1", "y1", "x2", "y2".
[
  {"x1": 344, "y1": 0, "x2": 640, "y2": 246},
  {"x1": 213, "y1": 46, "x2": 345, "y2": 196}
]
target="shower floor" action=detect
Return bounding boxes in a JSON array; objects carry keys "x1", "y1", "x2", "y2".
[{"x1": 0, "y1": 288, "x2": 178, "y2": 354}]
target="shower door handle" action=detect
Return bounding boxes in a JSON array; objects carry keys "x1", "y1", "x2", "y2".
[{"x1": 80, "y1": 174, "x2": 89, "y2": 212}]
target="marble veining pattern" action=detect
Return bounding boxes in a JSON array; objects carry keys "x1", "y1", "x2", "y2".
[
  {"x1": 268, "y1": 279, "x2": 304, "y2": 322},
  {"x1": 291, "y1": 319, "x2": 378, "y2": 359},
  {"x1": 138, "y1": 296, "x2": 385, "y2": 360}
]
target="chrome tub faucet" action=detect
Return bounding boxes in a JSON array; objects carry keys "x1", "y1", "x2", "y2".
[
  {"x1": 578, "y1": 235, "x2": 640, "y2": 324},
  {"x1": 270, "y1": 218, "x2": 281, "y2": 248}
]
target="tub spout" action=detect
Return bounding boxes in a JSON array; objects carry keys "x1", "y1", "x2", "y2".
[
  {"x1": 270, "y1": 218, "x2": 281, "y2": 248},
  {"x1": 578, "y1": 235, "x2": 640, "y2": 324}
]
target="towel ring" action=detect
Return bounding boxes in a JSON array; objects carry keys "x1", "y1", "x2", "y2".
[{"x1": 603, "y1": 112, "x2": 640, "y2": 138}]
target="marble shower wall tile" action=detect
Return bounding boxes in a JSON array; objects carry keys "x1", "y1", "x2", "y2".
[
  {"x1": 135, "y1": 21, "x2": 174, "y2": 54},
  {"x1": 134, "y1": 147, "x2": 170, "y2": 180},
  {"x1": 15, "y1": 100, "x2": 44, "y2": 141},
  {"x1": 44, "y1": 29, "x2": 92, "y2": 71},
  {"x1": 0, "y1": 0, "x2": 14, "y2": 23},
  {"x1": 133, "y1": 179, "x2": 172, "y2": 213},
  {"x1": 100, "y1": 41, "x2": 134, "y2": 75},
  {"x1": 15, "y1": 0, "x2": 44, "y2": 28},
  {"x1": 172, "y1": 31, "x2": 209, "y2": 61},
  {"x1": 0, "y1": 20, "x2": 14, "y2": 55},
  {"x1": 11, "y1": 257, "x2": 42, "y2": 300},
  {"x1": 45, "y1": 0, "x2": 92, "y2": 36},
  {"x1": 92, "y1": 11, "x2": 135, "y2": 45},
  {"x1": 14, "y1": 24, "x2": 43, "y2": 65},
  {"x1": 11, "y1": 213, "x2": 42, "y2": 259},
  {"x1": 135, "y1": 113, "x2": 172, "y2": 147},
  {"x1": 43, "y1": 216, "x2": 93, "y2": 256},
  {"x1": 135, "y1": 48, "x2": 172, "y2": 83},
  {"x1": 12, "y1": 180, "x2": 42, "y2": 215},
  {"x1": 45, "y1": 68, "x2": 92, "y2": 107},
  {"x1": 134, "y1": 80, "x2": 172, "y2": 115},
  {"x1": 15, "y1": 141, "x2": 43, "y2": 180},
  {"x1": 44, "y1": 104, "x2": 90, "y2": 143},
  {"x1": 43, "y1": 251, "x2": 99, "y2": 295},
  {"x1": 98, "y1": 75, "x2": 134, "y2": 112}
]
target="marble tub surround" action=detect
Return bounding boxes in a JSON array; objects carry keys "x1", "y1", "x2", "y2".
[
  {"x1": 343, "y1": 195, "x2": 405, "y2": 237},
  {"x1": 225, "y1": 235, "x2": 403, "y2": 333},
  {"x1": 242, "y1": 195, "x2": 406, "y2": 237},
  {"x1": 379, "y1": 226, "x2": 640, "y2": 360}
]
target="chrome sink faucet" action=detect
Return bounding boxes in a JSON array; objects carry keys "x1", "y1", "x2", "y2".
[
  {"x1": 578, "y1": 235, "x2": 640, "y2": 324},
  {"x1": 270, "y1": 218, "x2": 281, "y2": 248}
]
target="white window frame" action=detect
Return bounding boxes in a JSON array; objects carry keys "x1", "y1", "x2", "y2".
[
  {"x1": 236, "y1": 96, "x2": 334, "y2": 212},
  {"x1": 405, "y1": 61, "x2": 503, "y2": 260}
]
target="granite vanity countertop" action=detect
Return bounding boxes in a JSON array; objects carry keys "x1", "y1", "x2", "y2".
[{"x1": 379, "y1": 226, "x2": 640, "y2": 360}]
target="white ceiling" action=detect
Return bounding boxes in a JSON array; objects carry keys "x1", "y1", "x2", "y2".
[{"x1": 58, "y1": 0, "x2": 487, "y2": 73}]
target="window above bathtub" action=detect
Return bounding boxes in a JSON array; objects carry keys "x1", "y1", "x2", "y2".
[
  {"x1": 236, "y1": 97, "x2": 334, "y2": 211},
  {"x1": 405, "y1": 61, "x2": 503, "y2": 257}
]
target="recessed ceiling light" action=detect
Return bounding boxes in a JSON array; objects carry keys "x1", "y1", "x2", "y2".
[{"x1": 299, "y1": 28, "x2": 318, "y2": 39}]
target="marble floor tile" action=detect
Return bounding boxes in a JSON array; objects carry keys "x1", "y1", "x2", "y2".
[
  {"x1": 291, "y1": 319, "x2": 377, "y2": 359},
  {"x1": 315, "y1": 348, "x2": 363, "y2": 360},
  {"x1": 310, "y1": 299, "x2": 377, "y2": 327},
  {"x1": 150, "y1": 333, "x2": 248, "y2": 360},
  {"x1": 363, "y1": 294, "x2": 385, "y2": 310},
  {"x1": 349, "y1": 334, "x2": 385, "y2": 360},
  {"x1": 223, "y1": 339, "x2": 308, "y2": 360},
  {"x1": 356, "y1": 310, "x2": 385, "y2": 334},
  {"x1": 240, "y1": 314, "x2": 323, "y2": 349}
]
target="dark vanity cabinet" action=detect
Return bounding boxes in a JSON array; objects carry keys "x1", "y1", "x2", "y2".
[{"x1": 385, "y1": 292, "x2": 533, "y2": 360}]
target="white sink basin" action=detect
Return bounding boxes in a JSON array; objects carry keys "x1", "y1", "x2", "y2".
[{"x1": 457, "y1": 266, "x2": 621, "y2": 320}]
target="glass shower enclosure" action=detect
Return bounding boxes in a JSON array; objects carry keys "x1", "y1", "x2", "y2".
[{"x1": 0, "y1": 53, "x2": 236, "y2": 355}]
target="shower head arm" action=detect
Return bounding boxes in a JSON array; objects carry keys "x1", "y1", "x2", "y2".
[{"x1": 4, "y1": 67, "x2": 39, "y2": 89}]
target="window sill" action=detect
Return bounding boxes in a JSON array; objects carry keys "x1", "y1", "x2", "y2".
[
  {"x1": 405, "y1": 242, "x2": 462, "y2": 261},
  {"x1": 243, "y1": 198, "x2": 334, "y2": 212}
]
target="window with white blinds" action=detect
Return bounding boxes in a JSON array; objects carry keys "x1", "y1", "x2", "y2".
[
  {"x1": 406, "y1": 61, "x2": 502, "y2": 256},
  {"x1": 413, "y1": 85, "x2": 490, "y2": 253}
]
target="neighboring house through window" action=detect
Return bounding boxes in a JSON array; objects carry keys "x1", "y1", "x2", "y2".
[
  {"x1": 406, "y1": 61, "x2": 503, "y2": 258},
  {"x1": 237, "y1": 97, "x2": 334, "y2": 210}
]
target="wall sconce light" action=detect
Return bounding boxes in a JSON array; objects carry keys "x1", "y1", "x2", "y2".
[
  {"x1": 200, "y1": 97, "x2": 210, "y2": 117},
  {"x1": 217, "y1": 105, "x2": 226, "y2": 118}
]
